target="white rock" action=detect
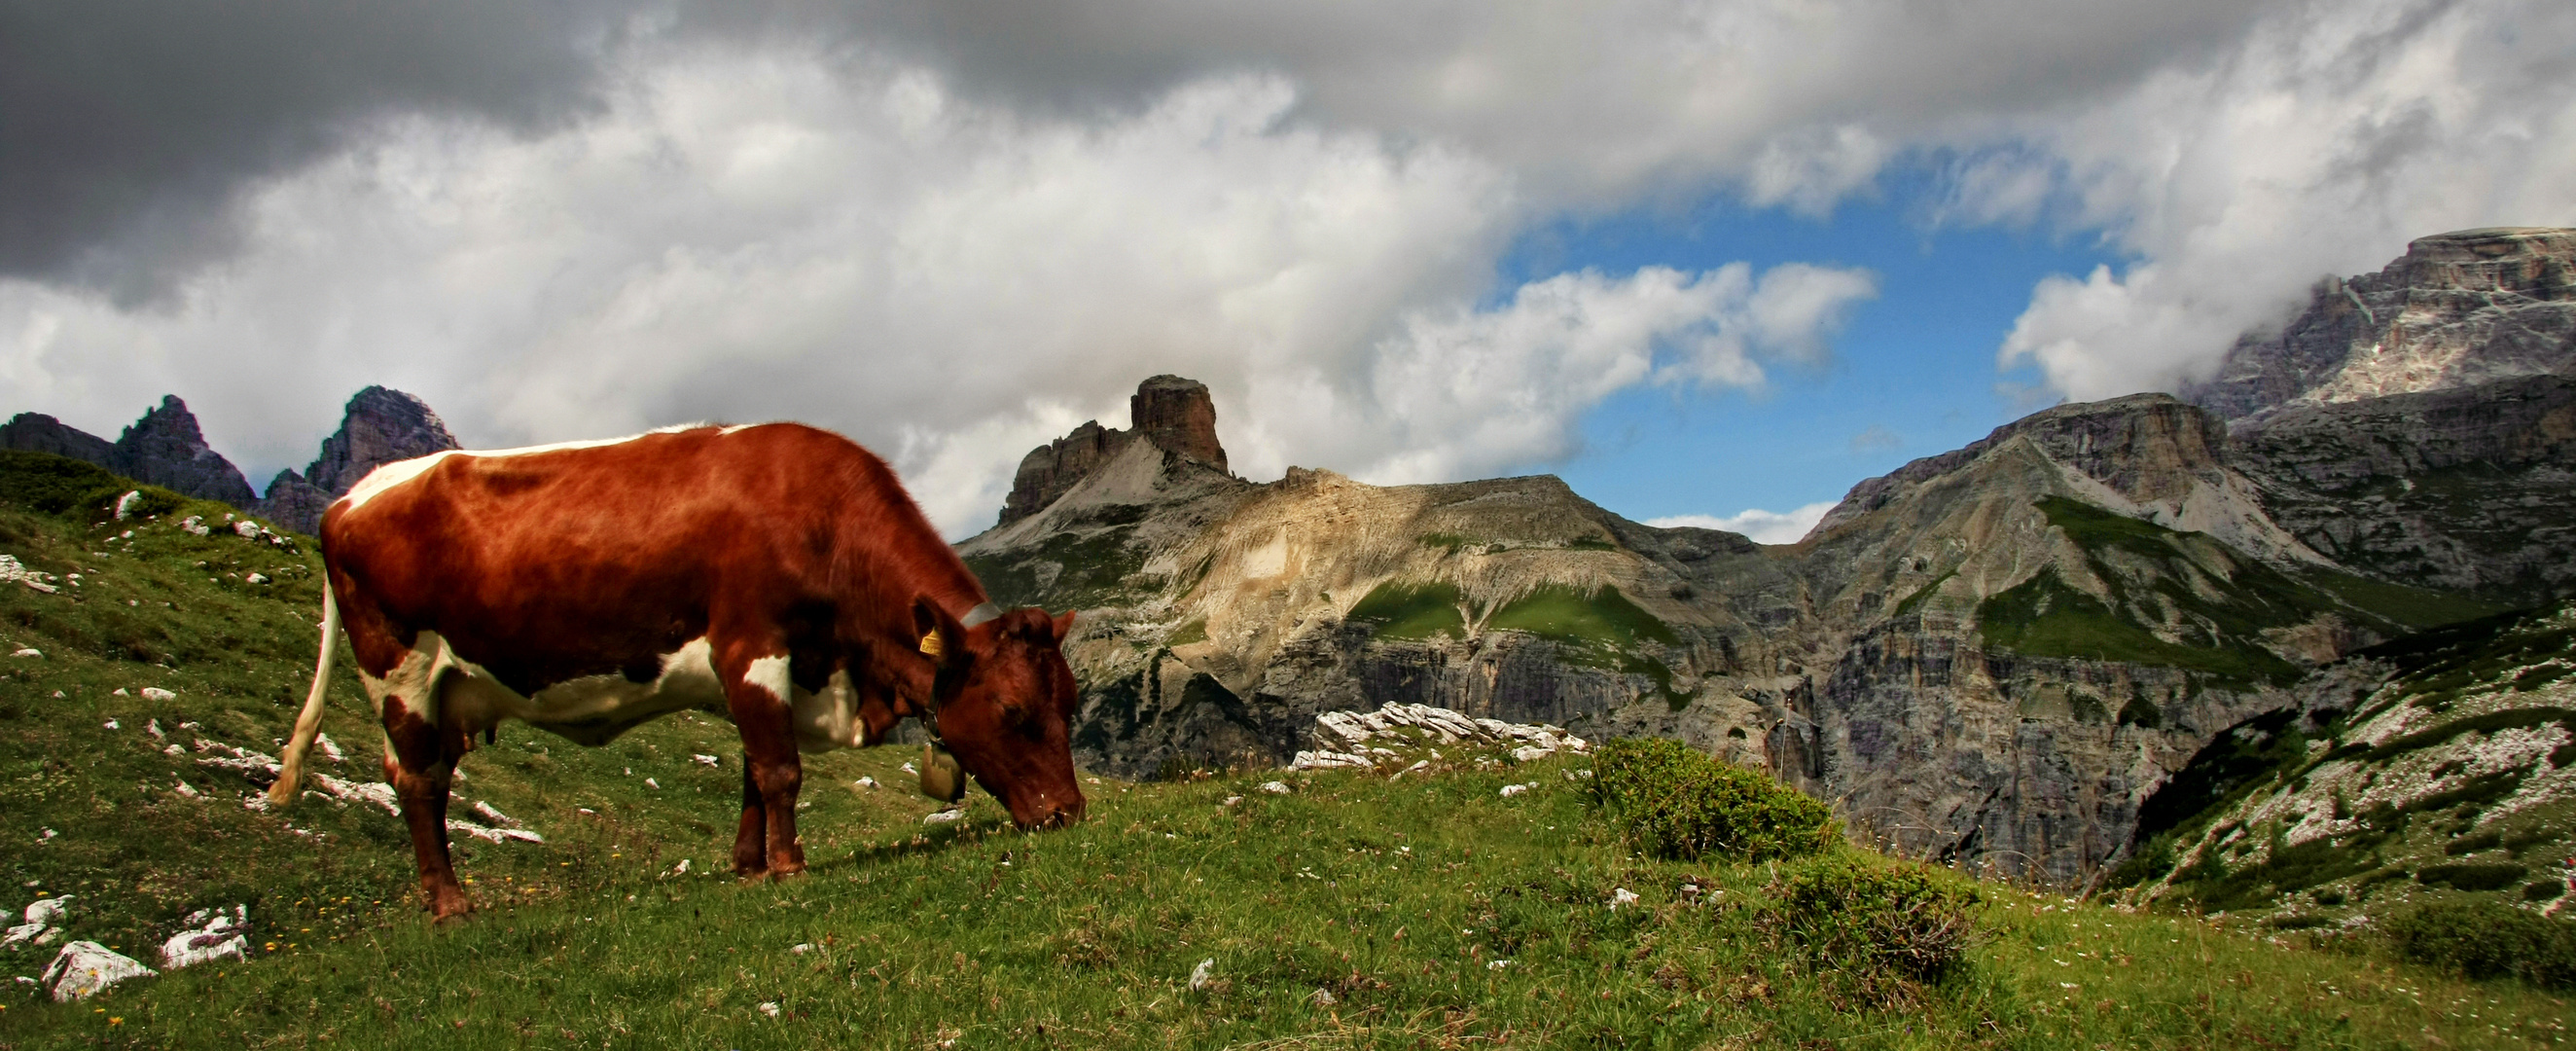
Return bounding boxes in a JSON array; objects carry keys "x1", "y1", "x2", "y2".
[
  {"x1": 0, "y1": 921, "x2": 49, "y2": 951},
  {"x1": 855, "y1": 777, "x2": 877, "y2": 788},
  {"x1": 1609, "y1": 888, "x2": 1640, "y2": 911},
  {"x1": 160, "y1": 909, "x2": 249, "y2": 969},
  {"x1": 1221, "y1": 795, "x2": 1243, "y2": 807},
  {"x1": 316, "y1": 733, "x2": 345, "y2": 763},
  {"x1": 1511, "y1": 745, "x2": 1555, "y2": 763},
  {"x1": 1258, "y1": 780, "x2": 1292, "y2": 794},
  {"x1": 112, "y1": 491, "x2": 142, "y2": 520},
  {"x1": 146, "y1": 719, "x2": 164, "y2": 741},
  {"x1": 1487, "y1": 959, "x2": 1514, "y2": 970},
  {"x1": 102, "y1": 719, "x2": 119, "y2": 730},
  {"x1": 1289, "y1": 749, "x2": 1375, "y2": 771},
  {"x1": 670, "y1": 859, "x2": 692, "y2": 875},
  {"x1": 757, "y1": 1001, "x2": 780, "y2": 1018},
  {"x1": 446, "y1": 818, "x2": 544, "y2": 844},
  {"x1": 0, "y1": 556, "x2": 59, "y2": 594},
  {"x1": 42, "y1": 941, "x2": 156, "y2": 1000},
  {"x1": 171, "y1": 780, "x2": 199, "y2": 799},
  {"x1": 470, "y1": 800, "x2": 518, "y2": 827},
  {"x1": 9, "y1": 647, "x2": 40, "y2": 658},
  {"x1": 1498, "y1": 783, "x2": 1530, "y2": 798},
  {"x1": 692, "y1": 753, "x2": 720, "y2": 766},
  {"x1": 232, "y1": 520, "x2": 264, "y2": 539},
  {"x1": 643, "y1": 777, "x2": 661, "y2": 789},
  {"x1": 162, "y1": 743, "x2": 184, "y2": 757},
  {"x1": 1309, "y1": 987, "x2": 1337, "y2": 1005},
  {"x1": 178, "y1": 516, "x2": 212, "y2": 537},
  {"x1": 112, "y1": 688, "x2": 129, "y2": 697},
  {"x1": 141, "y1": 687, "x2": 176, "y2": 702},
  {"x1": 902, "y1": 761, "x2": 919, "y2": 775},
  {"x1": 244, "y1": 572, "x2": 269, "y2": 585},
  {"x1": 790, "y1": 943, "x2": 813, "y2": 955},
  {"x1": 25, "y1": 897, "x2": 69, "y2": 925},
  {"x1": 1188, "y1": 958, "x2": 1215, "y2": 991},
  {"x1": 922, "y1": 808, "x2": 965, "y2": 825}
]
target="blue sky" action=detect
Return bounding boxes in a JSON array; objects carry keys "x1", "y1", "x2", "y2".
[
  {"x1": 1505, "y1": 170, "x2": 2126, "y2": 530},
  {"x1": 1, "y1": 1, "x2": 2567, "y2": 538}
]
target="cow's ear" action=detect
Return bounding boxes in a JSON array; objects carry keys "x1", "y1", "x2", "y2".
[
  {"x1": 912, "y1": 598, "x2": 969, "y2": 669},
  {"x1": 1050, "y1": 609, "x2": 1077, "y2": 643}
]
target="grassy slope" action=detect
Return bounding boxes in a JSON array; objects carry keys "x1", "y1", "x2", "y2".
[{"x1": 2, "y1": 468, "x2": 2569, "y2": 1048}]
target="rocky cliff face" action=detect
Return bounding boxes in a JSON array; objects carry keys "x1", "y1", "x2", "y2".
[
  {"x1": 2229, "y1": 374, "x2": 2576, "y2": 606},
  {"x1": 2, "y1": 398, "x2": 259, "y2": 509},
  {"x1": 109, "y1": 396, "x2": 259, "y2": 508},
  {"x1": 258, "y1": 386, "x2": 459, "y2": 533},
  {"x1": 996, "y1": 375, "x2": 1229, "y2": 527},
  {"x1": 2185, "y1": 228, "x2": 2576, "y2": 420},
  {"x1": 957, "y1": 376, "x2": 2492, "y2": 881},
  {"x1": 0, "y1": 414, "x2": 117, "y2": 467}
]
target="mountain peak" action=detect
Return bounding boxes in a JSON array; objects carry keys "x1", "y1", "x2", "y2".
[
  {"x1": 2184, "y1": 226, "x2": 2576, "y2": 419},
  {"x1": 997, "y1": 375, "x2": 1229, "y2": 527}
]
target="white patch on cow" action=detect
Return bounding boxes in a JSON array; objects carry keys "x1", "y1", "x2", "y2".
[
  {"x1": 355, "y1": 632, "x2": 875, "y2": 757},
  {"x1": 744, "y1": 654, "x2": 793, "y2": 703},
  {"x1": 339, "y1": 425, "x2": 735, "y2": 514},
  {"x1": 788, "y1": 668, "x2": 866, "y2": 754}
]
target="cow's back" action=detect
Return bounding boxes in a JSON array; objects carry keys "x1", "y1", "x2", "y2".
[{"x1": 322, "y1": 424, "x2": 946, "y2": 693}]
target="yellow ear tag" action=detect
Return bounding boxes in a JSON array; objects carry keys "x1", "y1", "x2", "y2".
[{"x1": 918, "y1": 630, "x2": 943, "y2": 658}]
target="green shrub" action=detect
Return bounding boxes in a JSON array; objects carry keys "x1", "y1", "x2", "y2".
[
  {"x1": 2383, "y1": 901, "x2": 2576, "y2": 989},
  {"x1": 1587, "y1": 737, "x2": 1836, "y2": 861},
  {"x1": 2415, "y1": 862, "x2": 2528, "y2": 890},
  {"x1": 1771, "y1": 856, "x2": 1982, "y2": 1002}
]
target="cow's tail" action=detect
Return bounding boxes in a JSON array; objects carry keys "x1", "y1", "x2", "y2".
[{"x1": 267, "y1": 586, "x2": 342, "y2": 807}]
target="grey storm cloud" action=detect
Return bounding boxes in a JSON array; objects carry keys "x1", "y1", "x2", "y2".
[{"x1": 0, "y1": 0, "x2": 638, "y2": 301}]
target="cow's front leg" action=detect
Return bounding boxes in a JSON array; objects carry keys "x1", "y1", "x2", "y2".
[
  {"x1": 382, "y1": 695, "x2": 473, "y2": 921},
  {"x1": 721, "y1": 646, "x2": 806, "y2": 880}
]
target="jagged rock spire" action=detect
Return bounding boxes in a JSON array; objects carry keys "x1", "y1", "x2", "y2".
[
  {"x1": 997, "y1": 375, "x2": 1228, "y2": 526},
  {"x1": 259, "y1": 386, "x2": 460, "y2": 533}
]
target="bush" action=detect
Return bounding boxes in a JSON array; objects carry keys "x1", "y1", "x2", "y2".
[
  {"x1": 2415, "y1": 862, "x2": 2528, "y2": 890},
  {"x1": 1587, "y1": 737, "x2": 1837, "y2": 861},
  {"x1": 2383, "y1": 901, "x2": 2576, "y2": 989},
  {"x1": 1772, "y1": 856, "x2": 1982, "y2": 1002}
]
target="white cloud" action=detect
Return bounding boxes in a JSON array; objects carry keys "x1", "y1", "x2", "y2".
[
  {"x1": 1646, "y1": 502, "x2": 1840, "y2": 546},
  {"x1": 1329, "y1": 262, "x2": 1874, "y2": 487},
  {"x1": 1991, "y1": 0, "x2": 2576, "y2": 399},
  {"x1": 7, "y1": 0, "x2": 2568, "y2": 535}
]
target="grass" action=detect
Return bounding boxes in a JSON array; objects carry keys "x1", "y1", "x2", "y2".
[
  {"x1": 1344, "y1": 581, "x2": 1467, "y2": 641},
  {"x1": 1974, "y1": 497, "x2": 2491, "y2": 688},
  {"x1": 1484, "y1": 585, "x2": 1676, "y2": 651},
  {"x1": 6, "y1": 457, "x2": 2574, "y2": 1047}
]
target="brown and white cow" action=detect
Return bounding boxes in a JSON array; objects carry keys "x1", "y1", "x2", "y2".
[{"x1": 265, "y1": 422, "x2": 1085, "y2": 920}]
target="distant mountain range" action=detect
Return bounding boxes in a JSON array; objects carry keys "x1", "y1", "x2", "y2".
[
  {"x1": 0, "y1": 385, "x2": 459, "y2": 535},
  {"x1": 953, "y1": 227, "x2": 2576, "y2": 892},
  {"x1": 5, "y1": 227, "x2": 2569, "y2": 904}
]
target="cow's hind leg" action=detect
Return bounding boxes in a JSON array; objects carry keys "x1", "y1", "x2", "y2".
[
  {"x1": 732, "y1": 762, "x2": 769, "y2": 878},
  {"x1": 383, "y1": 692, "x2": 474, "y2": 921},
  {"x1": 718, "y1": 643, "x2": 806, "y2": 880}
]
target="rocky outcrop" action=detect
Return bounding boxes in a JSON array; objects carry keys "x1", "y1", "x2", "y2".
[
  {"x1": 2230, "y1": 373, "x2": 2576, "y2": 606},
  {"x1": 2185, "y1": 228, "x2": 2576, "y2": 420},
  {"x1": 2117, "y1": 601, "x2": 2576, "y2": 925},
  {"x1": 4, "y1": 398, "x2": 260, "y2": 509},
  {"x1": 997, "y1": 376, "x2": 1229, "y2": 527},
  {"x1": 0, "y1": 413, "x2": 117, "y2": 466},
  {"x1": 258, "y1": 386, "x2": 459, "y2": 533}
]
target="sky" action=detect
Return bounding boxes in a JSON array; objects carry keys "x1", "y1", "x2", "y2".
[{"x1": 3, "y1": 1, "x2": 2571, "y2": 542}]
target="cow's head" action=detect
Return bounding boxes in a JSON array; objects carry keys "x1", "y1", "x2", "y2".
[{"x1": 913, "y1": 599, "x2": 1087, "y2": 828}]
